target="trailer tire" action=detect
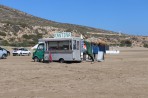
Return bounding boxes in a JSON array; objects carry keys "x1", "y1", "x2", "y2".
[
  {"x1": 59, "y1": 58, "x2": 64, "y2": 63},
  {"x1": 77, "y1": 61, "x2": 82, "y2": 63}
]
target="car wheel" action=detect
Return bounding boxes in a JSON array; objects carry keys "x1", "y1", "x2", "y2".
[
  {"x1": 2, "y1": 54, "x2": 7, "y2": 59},
  {"x1": 20, "y1": 53, "x2": 22, "y2": 56},
  {"x1": 28, "y1": 53, "x2": 31, "y2": 56},
  {"x1": 34, "y1": 57, "x2": 39, "y2": 62}
]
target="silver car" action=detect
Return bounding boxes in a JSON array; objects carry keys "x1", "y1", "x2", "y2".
[
  {"x1": 12, "y1": 48, "x2": 31, "y2": 56},
  {"x1": 0, "y1": 47, "x2": 7, "y2": 59}
]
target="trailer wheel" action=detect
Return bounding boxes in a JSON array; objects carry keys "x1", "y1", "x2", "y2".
[
  {"x1": 59, "y1": 58, "x2": 64, "y2": 63},
  {"x1": 34, "y1": 57, "x2": 39, "y2": 62}
]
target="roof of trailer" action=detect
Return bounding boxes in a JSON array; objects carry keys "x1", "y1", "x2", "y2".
[{"x1": 39, "y1": 37, "x2": 81, "y2": 42}]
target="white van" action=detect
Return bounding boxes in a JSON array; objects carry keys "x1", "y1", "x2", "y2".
[{"x1": 32, "y1": 37, "x2": 82, "y2": 63}]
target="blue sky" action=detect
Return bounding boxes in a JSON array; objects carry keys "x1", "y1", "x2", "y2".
[{"x1": 0, "y1": 0, "x2": 148, "y2": 36}]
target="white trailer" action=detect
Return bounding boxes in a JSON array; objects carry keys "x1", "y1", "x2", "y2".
[{"x1": 35, "y1": 37, "x2": 82, "y2": 63}]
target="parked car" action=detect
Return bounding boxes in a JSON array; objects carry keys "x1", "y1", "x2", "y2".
[
  {"x1": 0, "y1": 47, "x2": 8, "y2": 59},
  {"x1": 12, "y1": 48, "x2": 31, "y2": 56},
  {"x1": 0, "y1": 47, "x2": 10, "y2": 56}
]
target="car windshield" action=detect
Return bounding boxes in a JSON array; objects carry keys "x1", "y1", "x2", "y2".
[
  {"x1": 18, "y1": 48, "x2": 28, "y2": 51},
  {"x1": 24, "y1": 49, "x2": 28, "y2": 51},
  {"x1": 13, "y1": 48, "x2": 18, "y2": 50}
]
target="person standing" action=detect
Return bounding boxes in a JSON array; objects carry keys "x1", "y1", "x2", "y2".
[{"x1": 84, "y1": 41, "x2": 94, "y2": 63}]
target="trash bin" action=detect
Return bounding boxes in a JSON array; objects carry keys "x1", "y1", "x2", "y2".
[{"x1": 97, "y1": 51, "x2": 104, "y2": 62}]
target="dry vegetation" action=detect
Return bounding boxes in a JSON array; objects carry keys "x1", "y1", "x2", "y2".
[{"x1": 0, "y1": 4, "x2": 148, "y2": 47}]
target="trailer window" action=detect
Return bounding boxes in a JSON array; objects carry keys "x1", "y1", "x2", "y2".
[
  {"x1": 77, "y1": 41, "x2": 79, "y2": 50},
  {"x1": 59, "y1": 41, "x2": 69, "y2": 50},
  {"x1": 69, "y1": 40, "x2": 72, "y2": 50},
  {"x1": 48, "y1": 41, "x2": 58, "y2": 50},
  {"x1": 38, "y1": 44, "x2": 44, "y2": 50},
  {"x1": 48, "y1": 41, "x2": 71, "y2": 50},
  {"x1": 73, "y1": 40, "x2": 76, "y2": 50}
]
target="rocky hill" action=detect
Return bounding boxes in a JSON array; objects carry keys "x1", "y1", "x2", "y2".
[{"x1": 0, "y1": 4, "x2": 148, "y2": 47}]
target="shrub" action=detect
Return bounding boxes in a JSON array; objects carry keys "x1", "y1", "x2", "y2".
[
  {"x1": 13, "y1": 32, "x2": 18, "y2": 36},
  {"x1": 12, "y1": 25, "x2": 20, "y2": 32},
  {"x1": 18, "y1": 22, "x2": 28, "y2": 28},
  {"x1": 9, "y1": 40, "x2": 37, "y2": 47},
  {"x1": 36, "y1": 33, "x2": 43, "y2": 38},
  {"x1": 22, "y1": 34, "x2": 33, "y2": 39},
  {"x1": 143, "y1": 43, "x2": 148, "y2": 48},
  {"x1": 9, "y1": 38, "x2": 15, "y2": 42},
  {"x1": 65, "y1": 28, "x2": 73, "y2": 32},
  {"x1": 34, "y1": 29, "x2": 39, "y2": 34},
  {"x1": 22, "y1": 34, "x2": 31, "y2": 39},
  {"x1": 1, "y1": 40, "x2": 9, "y2": 46},
  {"x1": 0, "y1": 31, "x2": 6, "y2": 36},
  {"x1": 9, "y1": 41, "x2": 22, "y2": 47},
  {"x1": 21, "y1": 40, "x2": 37, "y2": 47},
  {"x1": 120, "y1": 40, "x2": 132, "y2": 47},
  {"x1": 9, "y1": 41, "x2": 26, "y2": 47}
]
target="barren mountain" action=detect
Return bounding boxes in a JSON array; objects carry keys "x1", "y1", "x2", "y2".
[{"x1": 0, "y1": 5, "x2": 148, "y2": 47}]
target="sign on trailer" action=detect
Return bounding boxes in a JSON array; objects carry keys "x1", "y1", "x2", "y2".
[{"x1": 54, "y1": 32, "x2": 71, "y2": 38}]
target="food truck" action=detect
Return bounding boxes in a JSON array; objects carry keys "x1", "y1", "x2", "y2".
[{"x1": 32, "y1": 32, "x2": 82, "y2": 63}]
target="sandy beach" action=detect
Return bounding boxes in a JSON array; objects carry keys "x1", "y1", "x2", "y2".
[{"x1": 0, "y1": 47, "x2": 148, "y2": 98}]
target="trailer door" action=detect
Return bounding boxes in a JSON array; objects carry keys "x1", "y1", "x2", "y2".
[{"x1": 72, "y1": 40, "x2": 81, "y2": 61}]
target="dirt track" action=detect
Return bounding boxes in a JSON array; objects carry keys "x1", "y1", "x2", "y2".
[{"x1": 0, "y1": 47, "x2": 148, "y2": 98}]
